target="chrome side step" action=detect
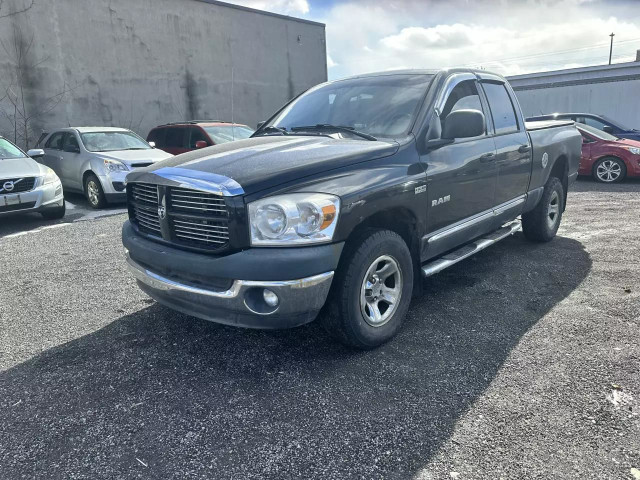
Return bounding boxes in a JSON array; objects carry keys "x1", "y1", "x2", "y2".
[{"x1": 421, "y1": 221, "x2": 521, "y2": 278}]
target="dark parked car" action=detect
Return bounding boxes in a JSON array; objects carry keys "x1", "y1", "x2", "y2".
[
  {"x1": 576, "y1": 123, "x2": 640, "y2": 183},
  {"x1": 147, "y1": 121, "x2": 254, "y2": 155},
  {"x1": 527, "y1": 113, "x2": 640, "y2": 141},
  {"x1": 123, "y1": 69, "x2": 581, "y2": 348}
]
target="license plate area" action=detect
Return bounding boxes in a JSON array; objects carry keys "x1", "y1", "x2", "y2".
[{"x1": 3, "y1": 194, "x2": 21, "y2": 206}]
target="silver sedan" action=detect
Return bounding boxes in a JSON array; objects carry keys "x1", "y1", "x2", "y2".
[{"x1": 36, "y1": 127, "x2": 173, "y2": 208}]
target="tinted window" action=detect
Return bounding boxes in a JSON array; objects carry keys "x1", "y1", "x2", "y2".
[
  {"x1": 62, "y1": 133, "x2": 80, "y2": 152},
  {"x1": 189, "y1": 127, "x2": 209, "y2": 147},
  {"x1": 440, "y1": 80, "x2": 485, "y2": 138},
  {"x1": 268, "y1": 74, "x2": 433, "y2": 138},
  {"x1": 147, "y1": 128, "x2": 166, "y2": 147},
  {"x1": 45, "y1": 132, "x2": 65, "y2": 149},
  {"x1": 583, "y1": 117, "x2": 611, "y2": 131},
  {"x1": 203, "y1": 126, "x2": 255, "y2": 144},
  {"x1": 164, "y1": 128, "x2": 186, "y2": 148},
  {"x1": 482, "y1": 82, "x2": 519, "y2": 134}
]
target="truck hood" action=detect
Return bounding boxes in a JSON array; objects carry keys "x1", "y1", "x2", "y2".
[
  {"x1": 0, "y1": 156, "x2": 44, "y2": 180},
  {"x1": 96, "y1": 148, "x2": 172, "y2": 166},
  {"x1": 133, "y1": 136, "x2": 399, "y2": 195}
]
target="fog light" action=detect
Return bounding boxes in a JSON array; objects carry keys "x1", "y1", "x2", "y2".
[{"x1": 263, "y1": 289, "x2": 279, "y2": 307}]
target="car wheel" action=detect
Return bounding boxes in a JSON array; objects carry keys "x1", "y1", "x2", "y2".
[
  {"x1": 322, "y1": 229, "x2": 414, "y2": 349},
  {"x1": 593, "y1": 156, "x2": 626, "y2": 183},
  {"x1": 522, "y1": 176, "x2": 564, "y2": 243},
  {"x1": 84, "y1": 173, "x2": 106, "y2": 209},
  {"x1": 40, "y1": 200, "x2": 66, "y2": 220}
]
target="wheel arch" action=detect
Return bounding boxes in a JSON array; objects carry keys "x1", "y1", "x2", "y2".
[
  {"x1": 591, "y1": 154, "x2": 627, "y2": 177},
  {"x1": 547, "y1": 154, "x2": 569, "y2": 210}
]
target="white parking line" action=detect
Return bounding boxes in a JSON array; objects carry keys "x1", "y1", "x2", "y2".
[{"x1": 2, "y1": 222, "x2": 72, "y2": 239}]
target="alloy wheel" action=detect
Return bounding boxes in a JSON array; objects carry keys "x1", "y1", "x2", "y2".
[
  {"x1": 360, "y1": 255, "x2": 403, "y2": 327},
  {"x1": 87, "y1": 181, "x2": 100, "y2": 206},
  {"x1": 547, "y1": 190, "x2": 560, "y2": 230},
  {"x1": 596, "y1": 159, "x2": 622, "y2": 182}
]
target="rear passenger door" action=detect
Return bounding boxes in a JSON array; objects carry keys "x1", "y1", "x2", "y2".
[
  {"x1": 480, "y1": 79, "x2": 531, "y2": 208},
  {"x1": 60, "y1": 133, "x2": 82, "y2": 189}
]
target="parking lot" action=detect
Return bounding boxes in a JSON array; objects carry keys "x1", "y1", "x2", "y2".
[{"x1": 1, "y1": 179, "x2": 638, "y2": 479}]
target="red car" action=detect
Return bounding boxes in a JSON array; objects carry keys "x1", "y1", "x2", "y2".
[
  {"x1": 577, "y1": 123, "x2": 640, "y2": 183},
  {"x1": 147, "y1": 121, "x2": 254, "y2": 155}
]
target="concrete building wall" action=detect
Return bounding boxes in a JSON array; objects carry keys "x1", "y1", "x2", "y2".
[
  {"x1": 0, "y1": 0, "x2": 327, "y2": 147},
  {"x1": 508, "y1": 61, "x2": 640, "y2": 128}
]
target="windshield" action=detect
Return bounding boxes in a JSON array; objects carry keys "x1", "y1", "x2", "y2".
[
  {"x1": 0, "y1": 138, "x2": 27, "y2": 159},
  {"x1": 203, "y1": 125, "x2": 254, "y2": 144},
  {"x1": 80, "y1": 131, "x2": 151, "y2": 152},
  {"x1": 577, "y1": 123, "x2": 619, "y2": 141},
  {"x1": 266, "y1": 74, "x2": 434, "y2": 139}
]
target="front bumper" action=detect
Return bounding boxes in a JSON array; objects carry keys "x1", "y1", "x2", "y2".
[
  {"x1": 122, "y1": 221, "x2": 343, "y2": 328},
  {"x1": 0, "y1": 180, "x2": 64, "y2": 216}
]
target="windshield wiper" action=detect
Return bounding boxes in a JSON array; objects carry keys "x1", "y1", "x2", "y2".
[
  {"x1": 254, "y1": 126, "x2": 289, "y2": 136},
  {"x1": 290, "y1": 124, "x2": 377, "y2": 141}
]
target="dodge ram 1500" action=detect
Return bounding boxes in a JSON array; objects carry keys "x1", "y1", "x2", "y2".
[{"x1": 122, "y1": 69, "x2": 581, "y2": 348}]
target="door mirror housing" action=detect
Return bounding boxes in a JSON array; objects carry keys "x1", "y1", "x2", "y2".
[
  {"x1": 27, "y1": 148, "x2": 45, "y2": 158},
  {"x1": 195, "y1": 140, "x2": 208, "y2": 149},
  {"x1": 442, "y1": 109, "x2": 485, "y2": 140},
  {"x1": 602, "y1": 125, "x2": 614, "y2": 134},
  {"x1": 148, "y1": 141, "x2": 156, "y2": 148}
]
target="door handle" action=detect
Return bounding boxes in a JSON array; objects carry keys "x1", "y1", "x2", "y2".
[
  {"x1": 479, "y1": 152, "x2": 496, "y2": 163},
  {"x1": 518, "y1": 144, "x2": 531, "y2": 153}
]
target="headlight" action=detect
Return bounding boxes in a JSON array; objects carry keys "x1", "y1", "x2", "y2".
[
  {"x1": 103, "y1": 158, "x2": 128, "y2": 173},
  {"x1": 626, "y1": 146, "x2": 640, "y2": 155},
  {"x1": 249, "y1": 193, "x2": 340, "y2": 246},
  {"x1": 40, "y1": 166, "x2": 60, "y2": 186}
]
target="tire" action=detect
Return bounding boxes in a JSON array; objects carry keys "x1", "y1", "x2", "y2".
[
  {"x1": 522, "y1": 176, "x2": 564, "y2": 243},
  {"x1": 593, "y1": 156, "x2": 626, "y2": 183},
  {"x1": 322, "y1": 229, "x2": 414, "y2": 349},
  {"x1": 40, "y1": 200, "x2": 66, "y2": 220},
  {"x1": 84, "y1": 173, "x2": 106, "y2": 209}
]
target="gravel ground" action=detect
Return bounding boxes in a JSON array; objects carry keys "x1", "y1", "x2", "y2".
[{"x1": 0, "y1": 178, "x2": 638, "y2": 479}]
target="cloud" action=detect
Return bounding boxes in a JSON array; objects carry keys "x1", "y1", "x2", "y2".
[{"x1": 229, "y1": 0, "x2": 309, "y2": 15}]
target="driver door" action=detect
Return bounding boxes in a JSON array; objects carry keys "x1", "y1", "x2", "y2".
[{"x1": 421, "y1": 76, "x2": 497, "y2": 244}]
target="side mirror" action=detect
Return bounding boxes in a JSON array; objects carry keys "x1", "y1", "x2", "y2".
[
  {"x1": 257, "y1": 121, "x2": 266, "y2": 130},
  {"x1": 148, "y1": 141, "x2": 156, "y2": 148},
  {"x1": 442, "y1": 109, "x2": 485, "y2": 140},
  {"x1": 602, "y1": 125, "x2": 614, "y2": 134},
  {"x1": 195, "y1": 140, "x2": 208, "y2": 149},
  {"x1": 27, "y1": 148, "x2": 45, "y2": 158}
]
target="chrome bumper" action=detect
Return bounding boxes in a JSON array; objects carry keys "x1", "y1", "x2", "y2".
[{"x1": 125, "y1": 251, "x2": 334, "y2": 329}]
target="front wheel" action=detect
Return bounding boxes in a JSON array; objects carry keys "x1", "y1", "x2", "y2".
[
  {"x1": 522, "y1": 176, "x2": 564, "y2": 243},
  {"x1": 593, "y1": 156, "x2": 626, "y2": 183},
  {"x1": 84, "y1": 174, "x2": 106, "y2": 209},
  {"x1": 322, "y1": 229, "x2": 414, "y2": 349}
]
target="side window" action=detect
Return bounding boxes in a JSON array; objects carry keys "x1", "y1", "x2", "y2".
[
  {"x1": 482, "y1": 82, "x2": 519, "y2": 134},
  {"x1": 45, "y1": 132, "x2": 65, "y2": 150},
  {"x1": 147, "y1": 128, "x2": 166, "y2": 147},
  {"x1": 583, "y1": 117, "x2": 610, "y2": 131},
  {"x1": 189, "y1": 127, "x2": 209, "y2": 147},
  {"x1": 440, "y1": 79, "x2": 485, "y2": 137},
  {"x1": 164, "y1": 128, "x2": 186, "y2": 148},
  {"x1": 62, "y1": 133, "x2": 80, "y2": 152}
]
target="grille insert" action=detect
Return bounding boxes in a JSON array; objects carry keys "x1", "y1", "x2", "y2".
[
  {"x1": 172, "y1": 218, "x2": 229, "y2": 246},
  {"x1": 169, "y1": 188, "x2": 227, "y2": 216},
  {"x1": 0, "y1": 177, "x2": 36, "y2": 194}
]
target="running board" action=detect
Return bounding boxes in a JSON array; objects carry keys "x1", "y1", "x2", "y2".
[{"x1": 421, "y1": 221, "x2": 521, "y2": 278}]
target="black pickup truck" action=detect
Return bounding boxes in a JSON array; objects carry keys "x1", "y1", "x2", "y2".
[{"x1": 122, "y1": 69, "x2": 581, "y2": 348}]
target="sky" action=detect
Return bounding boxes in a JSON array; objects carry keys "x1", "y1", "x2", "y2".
[{"x1": 226, "y1": 0, "x2": 640, "y2": 80}]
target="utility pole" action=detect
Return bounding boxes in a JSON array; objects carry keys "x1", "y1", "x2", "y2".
[{"x1": 609, "y1": 32, "x2": 615, "y2": 65}]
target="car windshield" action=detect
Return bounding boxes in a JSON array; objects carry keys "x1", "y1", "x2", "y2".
[
  {"x1": 576, "y1": 123, "x2": 619, "y2": 141},
  {"x1": 80, "y1": 131, "x2": 151, "y2": 152},
  {"x1": 203, "y1": 125, "x2": 254, "y2": 144},
  {"x1": 0, "y1": 138, "x2": 27, "y2": 159},
  {"x1": 265, "y1": 74, "x2": 434, "y2": 139},
  {"x1": 599, "y1": 115, "x2": 633, "y2": 131}
]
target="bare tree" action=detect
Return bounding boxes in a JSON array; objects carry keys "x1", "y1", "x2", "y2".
[
  {"x1": 0, "y1": 18, "x2": 74, "y2": 148},
  {"x1": 0, "y1": 0, "x2": 34, "y2": 20}
]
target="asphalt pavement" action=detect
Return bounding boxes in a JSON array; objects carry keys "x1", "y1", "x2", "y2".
[{"x1": 0, "y1": 179, "x2": 638, "y2": 479}]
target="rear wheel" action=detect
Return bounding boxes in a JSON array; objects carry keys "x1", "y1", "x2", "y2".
[
  {"x1": 322, "y1": 229, "x2": 414, "y2": 349},
  {"x1": 522, "y1": 176, "x2": 564, "y2": 243},
  {"x1": 593, "y1": 156, "x2": 626, "y2": 183},
  {"x1": 84, "y1": 173, "x2": 106, "y2": 209}
]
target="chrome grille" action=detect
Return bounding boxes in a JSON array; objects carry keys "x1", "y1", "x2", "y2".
[
  {"x1": 0, "y1": 177, "x2": 36, "y2": 194},
  {"x1": 127, "y1": 182, "x2": 231, "y2": 252},
  {"x1": 169, "y1": 188, "x2": 227, "y2": 216}
]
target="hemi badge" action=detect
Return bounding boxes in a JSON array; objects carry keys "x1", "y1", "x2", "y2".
[{"x1": 415, "y1": 185, "x2": 426, "y2": 194}]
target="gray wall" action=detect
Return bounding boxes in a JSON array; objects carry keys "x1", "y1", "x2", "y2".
[
  {"x1": 0, "y1": 0, "x2": 327, "y2": 147},
  {"x1": 508, "y1": 62, "x2": 640, "y2": 128}
]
